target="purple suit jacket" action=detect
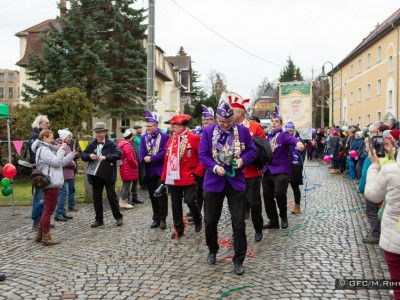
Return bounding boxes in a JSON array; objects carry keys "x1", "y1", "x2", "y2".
[
  {"x1": 263, "y1": 131, "x2": 300, "y2": 175},
  {"x1": 199, "y1": 124, "x2": 257, "y2": 192},
  {"x1": 140, "y1": 132, "x2": 169, "y2": 177}
]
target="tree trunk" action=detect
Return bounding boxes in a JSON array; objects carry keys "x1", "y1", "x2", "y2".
[{"x1": 82, "y1": 162, "x2": 93, "y2": 203}]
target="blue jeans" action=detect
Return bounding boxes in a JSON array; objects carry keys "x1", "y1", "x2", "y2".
[
  {"x1": 55, "y1": 180, "x2": 71, "y2": 218},
  {"x1": 67, "y1": 177, "x2": 76, "y2": 209},
  {"x1": 31, "y1": 187, "x2": 44, "y2": 223},
  {"x1": 348, "y1": 156, "x2": 357, "y2": 180}
]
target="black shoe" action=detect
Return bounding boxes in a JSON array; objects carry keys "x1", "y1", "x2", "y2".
[
  {"x1": 0, "y1": 273, "x2": 5, "y2": 282},
  {"x1": 362, "y1": 236, "x2": 380, "y2": 244},
  {"x1": 150, "y1": 220, "x2": 160, "y2": 228},
  {"x1": 63, "y1": 214, "x2": 73, "y2": 220},
  {"x1": 207, "y1": 253, "x2": 216, "y2": 265},
  {"x1": 116, "y1": 218, "x2": 123, "y2": 226},
  {"x1": 55, "y1": 216, "x2": 68, "y2": 222},
  {"x1": 245, "y1": 211, "x2": 250, "y2": 220},
  {"x1": 263, "y1": 221, "x2": 279, "y2": 229},
  {"x1": 255, "y1": 232, "x2": 263, "y2": 242},
  {"x1": 50, "y1": 224, "x2": 56, "y2": 229},
  {"x1": 32, "y1": 222, "x2": 39, "y2": 231},
  {"x1": 194, "y1": 222, "x2": 202, "y2": 233},
  {"x1": 234, "y1": 263, "x2": 245, "y2": 275},
  {"x1": 131, "y1": 199, "x2": 143, "y2": 204},
  {"x1": 68, "y1": 207, "x2": 79, "y2": 212},
  {"x1": 159, "y1": 220, "x2": 166, "y2": 230},
  {"x1": 171, "y1": 232, "x2": 183, "y2": 239},
  {"x1": 281, "y1": 218, "x2": 288, "y2": 229},
  {"x1": 91, "y1": 220, "x2": 104, "y2": 228}
]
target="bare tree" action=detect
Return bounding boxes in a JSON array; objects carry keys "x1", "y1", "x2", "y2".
[
  {"x1": 205, "y1": 70, "x2": 227, "y2": 101},
  {"x1": 252, "y1": 77, "x2": 277, "y2": 100}
]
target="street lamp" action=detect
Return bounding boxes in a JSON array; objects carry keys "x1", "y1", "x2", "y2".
[{"x1": 320, "y1": 61, "x2": 334, "y2": 126}]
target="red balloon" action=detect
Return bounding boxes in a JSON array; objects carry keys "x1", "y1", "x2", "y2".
[
  {"x1": 323, "y1": 155, "x2": 331, "y2": 163},
  {"x1": 349, "y1": 150, "x2": 357, "y2": 159},
  {"x1": 2, "y1": 163, "x2": 17, "y2": 179}
]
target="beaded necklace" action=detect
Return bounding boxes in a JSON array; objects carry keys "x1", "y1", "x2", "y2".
[
  {"x1": 212, "y1": 125, "x2": 241, "y2": 167},
  {"x1": 146, "y1": 132, "x2": 161, "y2": 155}
]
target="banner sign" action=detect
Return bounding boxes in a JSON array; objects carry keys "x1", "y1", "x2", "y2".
[{"x1": 280, "y1": 81, "x2": 312, "y2": 140}]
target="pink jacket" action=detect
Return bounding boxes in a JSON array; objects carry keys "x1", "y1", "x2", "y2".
[
  {"x1": 56, "y1": 138, "x2": 76, "y2": 180},
  {"x1": 118, "y1": 140, "x2": 138, "y2": 181}
]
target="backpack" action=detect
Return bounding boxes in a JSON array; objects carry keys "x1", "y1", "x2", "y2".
[{"x1": 252, "y1": 137, "x2": 273, "y2": 169}]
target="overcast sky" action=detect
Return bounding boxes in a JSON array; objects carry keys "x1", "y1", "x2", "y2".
[{"x1": 1, "y1": 0, "x2": 399, "y2": 99}]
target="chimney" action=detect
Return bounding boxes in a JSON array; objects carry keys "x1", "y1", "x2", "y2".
[{"x1": 60, "y1": 0, "x2": 66, "y2": 18}]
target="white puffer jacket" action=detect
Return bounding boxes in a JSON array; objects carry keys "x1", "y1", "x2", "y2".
[
  {"x1": 32, "y1": 140, "x2": 75, "y2": 189},
  {"x1": 365, "y1": 155, "x2": 400, "y2": 254}
]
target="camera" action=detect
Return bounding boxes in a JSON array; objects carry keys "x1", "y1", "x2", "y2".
[{"x1": 369, "y1": 136, "x2": 385, "y2": 157}]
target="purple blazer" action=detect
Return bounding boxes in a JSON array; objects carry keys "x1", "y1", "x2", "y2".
[
  {"x1": 263, "y1": 131, "x2": 300, "y2": 175},
  {"x1": 199, "y1": 124, "x2": 257, "y2": 192},
  {"x1": 140, "y1": 132, "x2": 169, "y2": 177}
]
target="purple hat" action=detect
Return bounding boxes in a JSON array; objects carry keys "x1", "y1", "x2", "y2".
[
  {"x1": 272, "y1": 105, "x2": 282, "y2": 120},
  {"x1": 145, "y1": 110, "x2": 160, "y2": 124},
  {"x1": 216, "y1": 99, "x2": 234, "y2": 119},
  {"x1": 284, "y1": 120, "x2": 295, "y2": 131},
  {"x1": 201, "y1": 105, "x2": 214, "y2": 119}
]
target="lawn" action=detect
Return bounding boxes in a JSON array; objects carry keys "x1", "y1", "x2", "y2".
[{"x1": 0, "y1": 171, "x2": 124, "y2": 206}]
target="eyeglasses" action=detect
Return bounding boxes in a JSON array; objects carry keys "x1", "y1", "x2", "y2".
[{"x1": 145, "y1": 125, "x2": 156, "y2": 128}]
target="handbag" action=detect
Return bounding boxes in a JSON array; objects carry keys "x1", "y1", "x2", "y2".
[
  {"x1": 31, "y1": 148, "x2": 51, "y2": 189},
  {"x1": 139, "y1": 160, "x2": 148, "y2": 185},
  {"x1": 17, "y1": 144, "x2": 33, "y2": 176}
]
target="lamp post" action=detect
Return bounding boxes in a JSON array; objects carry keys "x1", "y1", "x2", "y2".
[{"x1": 320, "y1": 61, "x2": 334, "y2": 126}]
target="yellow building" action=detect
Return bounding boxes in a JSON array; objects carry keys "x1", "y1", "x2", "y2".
[
  {"x1": 0, "y1": 69, "x2": 19, "y2": 106},
  {"x1": 332, "y1": 8, "x2": 400, "y2": 127}
]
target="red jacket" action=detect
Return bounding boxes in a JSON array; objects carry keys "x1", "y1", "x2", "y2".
[
  {"x1": 162, "y1": 132, "x2": 205, "y2": 186},
  {"x1": 243, "y1": 120, "x2": 266, "y2": 178},
  {"x1": 118, "y1": 140, "x2": 138, "y2": 181}
]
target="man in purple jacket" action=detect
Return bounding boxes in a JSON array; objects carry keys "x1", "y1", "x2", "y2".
[
  {"x1": 262, "y1": 107, "x2": 305, "y2": 230},
  {"x1": 140, "y1": 110, "x2": 169, "y2": 230},
  {"x1": 199, "y1": 98, "x2": 257, "y2": 276}
]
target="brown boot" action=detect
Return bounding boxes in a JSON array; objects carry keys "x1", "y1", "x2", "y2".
[
  {"x1": 42, "y1": 232, "x2": 60, "y2": 246},
  {"x1": 35, "y1": 230, "x2": 43, "y2": 243},
  {"x1": 291, "y1": 204, "x2": 301, "y2": 214}
]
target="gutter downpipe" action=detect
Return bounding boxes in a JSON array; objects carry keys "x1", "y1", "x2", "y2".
[{"x1": 392, "y1": 22, "x2": 399, "y2": 119}]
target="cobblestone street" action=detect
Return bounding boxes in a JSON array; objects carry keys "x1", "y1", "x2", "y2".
[{"x1": 0, "y1": 161, "x2": 393, "y2": 299}]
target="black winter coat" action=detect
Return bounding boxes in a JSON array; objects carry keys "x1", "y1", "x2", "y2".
[{"x1": 81, "y1": 139, "x2": 122, "y2": 184}]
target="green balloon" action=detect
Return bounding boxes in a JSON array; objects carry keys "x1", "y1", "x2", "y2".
[
  {"x1": 1, "y1": 178, "x2": 10, "y2": 187},
  {"x1": 1, "y1": 186, "x2": 12, "y2": 196}
]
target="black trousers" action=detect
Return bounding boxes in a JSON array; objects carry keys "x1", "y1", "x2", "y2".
[
  {"x1": 92, "y1": 177, "x2": 123, "y2": 222},
  {"x1": 195, "y1": 177, "x2": 204, "y2": 213},
  {"x1": 290, "y1": 182, "x2": 301, "y2": 205},
  {"x1": 147, "y1": 174, "x2": 168, "y2": 221},
  {"x1": 204, "y1": 182, "x2": 247, "y2": 264},
  {"x1": 169, "y1": 184, "x2": 201, "y2": 235},
  {"x1": 245, "y1": 176, "x2": 263, "y2": 233},
  {"x1": 262, "y1": 172, "x2": 290, "y2": 222}
]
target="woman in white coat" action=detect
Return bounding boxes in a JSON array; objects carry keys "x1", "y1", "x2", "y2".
[
  {"x1": 32, "y1": 129, "x2": 77, "y2": 245},
  {"x1": 365, "y1": 148, "x2": 400, "y2": 300}
]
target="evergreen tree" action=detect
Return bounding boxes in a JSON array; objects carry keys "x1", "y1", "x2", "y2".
[
  {"x1": 177, "y1": 46, "x2": 187, "y2": 56},
  {"x1": 278, "y1": 56, "x2": 304, "y2": 82},
  {"x1": 23, "y1": 0, "x2": 147, "y2": 120}
]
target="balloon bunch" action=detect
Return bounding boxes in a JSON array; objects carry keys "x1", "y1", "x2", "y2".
[{"x1": 1, "y1": 163, "x2": 17, "y2": 196}]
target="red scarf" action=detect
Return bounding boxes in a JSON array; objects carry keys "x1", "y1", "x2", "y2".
[{"x1": 166, "y1": 129, "x2": 187, "y2": 185}]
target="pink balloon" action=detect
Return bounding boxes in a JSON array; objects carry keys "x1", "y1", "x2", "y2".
[
  {"x1": 323, "y1": 155, "x2": 331, "y2": 163},
  {"x1": 349, "y1": 150, "x2": 357, "y2": 159},
  {"x1": 2, "y1": 163, "x2": 17, "y2": 179}
]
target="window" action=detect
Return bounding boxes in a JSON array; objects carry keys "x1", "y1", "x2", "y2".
[
  {"x1": 366, "y1": 114, "x2": 371, "y2": 125},
  {"x1": 358, "y1": 116, "x2": 361, "y2": 126},
  {"x1": 339, "y1": 73, "x2": 342, "y2": 84},
  {"x1": 0, "y1": 73, "x2": 4, "y2": 82},
  {"x1": 377, "y1": 112, "x2": 381, "y2": 121},
  {"x1": 377, "y1": 79, "x2": 382, "y2": 95},
  {"x1": 344, "y1": 107, "x2": 347, "y2": 121},
  {"x1": 367, "y1": 53, "x2": 371, "y2": 68},
  {"x1": 367, "y1": 83, "x2": 371, "y2": 99},
  {"x1": 358, "y1": 88, "x2": 362, "y2": 102},
  {"x1": 388, "y1": 55, "x2": 393, "y2": 73},
  {"x1": 388, "y1": 90, "x2": 393, "y2": 108},
  {"x1": 344, "y1": 82, "x2": 347, "y2": 94},
  {"x1": 358, "y1": 59, "x2": 362, "y2": 73},
  {"x1": 350, "y1": 118, "x2": 353, "y2": 124},
  {"x1": 8, "y1": 73, "x2": 14, "y2": 82},
  {"x1": 8, "y1": 87, "x2": 13, "y2": 99},
  {"x1": 377, "y1": 46, "x2": 381, "y2": 62},
  {"x1": 350, "y1": 91, "x2": 354, "y2": 104},
  {"x1": 0, "y1": 87, "x2": 3, "y2": 98},
  {"x1": 121, "y1": 118, "x2": 130, "y2": 127},
  {"x1": 350, "y1": 64, "x2": 354, "y2": 77},
  {"x1": 337, "y1": 97, "x2": 341, "y2": 109}
]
